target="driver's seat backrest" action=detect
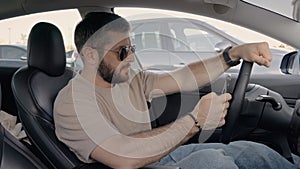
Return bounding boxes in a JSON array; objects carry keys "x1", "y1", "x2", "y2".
[{"x1": 11, "y1": 22, "x2": 84, "y2": 169}]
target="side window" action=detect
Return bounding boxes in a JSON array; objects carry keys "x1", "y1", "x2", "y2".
[
  {"x1": 0, "y1": 9, "x2": 81, "y2": 62},
  {"x1": 0, "y1": 46, "x2": 26, "y2": 59},
  {"x1": 131, "y1": 22, "x2": 162, "y2": 51},
  {"x1": 117, "y1": 8, "x2": 294, "y2": 73}
]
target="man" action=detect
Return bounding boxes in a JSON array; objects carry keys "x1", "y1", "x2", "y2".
[{"x1": 54, "y1": 12, "x2": 298, "y2": 168}]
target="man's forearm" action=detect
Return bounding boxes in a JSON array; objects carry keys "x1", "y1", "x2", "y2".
[
  {"x1": 190, "y1": 53, "x2": 230, "y2": 87},
  {"x1": 96, "y1": 114, "x2": 199, "y2": 168},
  {"x1": 152, "y1": 43, "x2": 272, "y2": 96},
  {"x1": 170, "y1": 53, "x2": 230, "y2": 92}
]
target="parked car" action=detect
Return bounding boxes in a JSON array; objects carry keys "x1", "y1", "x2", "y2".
[
  {"x1": 0, "y1": 44, "x2": 27, "y2": 60},
  {"x1": 0, "y1": 44, "x2": 79, "y2": 67},
  {"x1": 0, "y1": 0, "x2": 300, "y2": 169},
  {"x1": 129, "y1": 17, "x2": 243, "y2": 71}
]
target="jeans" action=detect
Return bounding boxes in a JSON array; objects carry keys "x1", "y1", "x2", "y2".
[{"x1": 157, "y1": 141, "x2": 299, "y2": 169}]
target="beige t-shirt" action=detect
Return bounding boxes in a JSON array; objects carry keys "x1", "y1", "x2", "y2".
[{"x1": 54, "y1": 70, "x2": 157, "y2": 163}]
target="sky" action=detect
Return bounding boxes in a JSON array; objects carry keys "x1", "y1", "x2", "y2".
[
  {"x1": 0, "y1": 9, "x2": 81, "y2": 49},
  {"x1": 0, "y1": 7, "x2": 294, "y2": 50}
]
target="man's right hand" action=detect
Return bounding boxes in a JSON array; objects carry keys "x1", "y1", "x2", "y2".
[{"x1": 191, "y1": 92, "x2": 232, "y2": 130}]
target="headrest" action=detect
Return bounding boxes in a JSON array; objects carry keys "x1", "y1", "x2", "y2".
[{"x1": 27, "y1": 22, "x2": 66, "y2": 76}]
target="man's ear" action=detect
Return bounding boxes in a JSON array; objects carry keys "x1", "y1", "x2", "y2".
[{"x1": 81, "y1": 46, "x2": 99, "y2": 65}]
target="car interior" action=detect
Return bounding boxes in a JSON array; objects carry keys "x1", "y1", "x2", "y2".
[{"x1": 1, "y1": 0, "x2": 300, "y2": 168}]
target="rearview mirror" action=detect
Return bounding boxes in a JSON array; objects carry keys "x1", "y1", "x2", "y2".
[{"x1": 280, "y1": 50, "x2": 300, "y2": 75}]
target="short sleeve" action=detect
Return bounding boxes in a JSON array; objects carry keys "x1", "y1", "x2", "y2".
[
  {"x1": 54, "y1": 76, "x2": 119, "y2": 163},
  {"x1": 139, "y1": 71, "x2": 158, "y2": 100}
]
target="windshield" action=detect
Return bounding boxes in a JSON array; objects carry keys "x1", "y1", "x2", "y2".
[{"x1": 243, "y1": 0, "x2": 296, "y2": 20}]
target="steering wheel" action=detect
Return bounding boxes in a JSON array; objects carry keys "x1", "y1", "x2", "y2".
[{"x1": 222, "y1": 61, "x2": 253, "y2": 144}]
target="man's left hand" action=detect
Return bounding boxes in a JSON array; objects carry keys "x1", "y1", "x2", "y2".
[{"x1": 229, "y1": 42, "x2": 272, "y2": 67}]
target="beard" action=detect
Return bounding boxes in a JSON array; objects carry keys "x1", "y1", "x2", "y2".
[{"x1": 98, "y1": 60, "x2": 129, "y2": 84}]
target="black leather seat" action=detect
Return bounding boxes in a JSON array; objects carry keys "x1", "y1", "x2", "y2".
[
  {"x1": 0, "y1": 83, "x2": 47, "y2": 169},
  {"x1": 0, "y1": 123, "x2": 48, "y2": 169},
  {"x1": 11, "y1": 22, "x2": 90, "y2": 169},
  {"x1": 11, "y1": 22, "x2": 179, "y2": 169}
]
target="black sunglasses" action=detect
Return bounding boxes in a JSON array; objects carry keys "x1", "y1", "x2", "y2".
[{"x1": 107, "y1": 45, "x2": 136, "y2": 61}]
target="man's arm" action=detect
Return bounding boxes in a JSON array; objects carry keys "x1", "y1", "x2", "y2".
[
  {"x1": 91, "y1": 114, "x2": 199, "y2": 169},
  {"x1": 90, "y1": 91, "x2": 229, "y2": 169},
  {"x1": 150, "y1": 42, "x2": 272, "y2": 95},
  {"x1": 90, "y1": 42, "x2": 271, "y2": 168}
]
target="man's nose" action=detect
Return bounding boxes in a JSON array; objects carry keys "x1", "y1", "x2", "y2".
[{"x1": 126, "y1": 52, "x2": 135, "y2": 62}]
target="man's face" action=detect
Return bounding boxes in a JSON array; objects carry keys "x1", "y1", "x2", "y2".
[{"x1": 97, "y1": 31, "x2": 135, "y2": 84}]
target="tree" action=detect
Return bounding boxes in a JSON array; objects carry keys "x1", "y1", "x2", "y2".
[{"x1": 20, "y1": 33, "x2": 28, "y2": 45}]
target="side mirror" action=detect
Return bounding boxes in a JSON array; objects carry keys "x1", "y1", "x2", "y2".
[
  {"x1": 214, "y1": 41, "x2": 231, "y2": 53},
  {"x1": 280, "y1": 50, "x2": 300, "y2": 75}
]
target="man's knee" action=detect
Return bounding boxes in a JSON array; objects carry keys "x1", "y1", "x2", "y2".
[{"x1": 185, "y1": 149, "x2": 238, "y2": 169}]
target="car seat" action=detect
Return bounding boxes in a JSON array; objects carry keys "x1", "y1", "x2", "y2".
[
  {"x1": 0, "y1": 122, "x2": 48, "y2": 169},
  {"x1": 11, "y1": 22, "x2": 107, "y2": 169},
  {"x1": 0, "y1": 83, "x2": 47, "y2": 169},
  {"x1": 11, "y1": 22, "x2": 179, "y2": 169}
]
